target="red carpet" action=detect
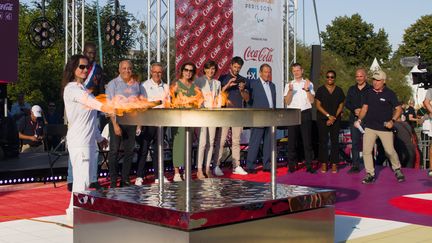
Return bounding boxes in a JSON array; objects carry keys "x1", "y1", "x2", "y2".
[{"x1": 0, "y1": 166, "x2": 431, "y2": 226}]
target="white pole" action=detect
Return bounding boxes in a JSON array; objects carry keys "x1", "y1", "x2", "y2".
[
  {"x1": 64, "y1": 0, "x2": 68, "y2": 63},
  {"x1": 147, "y1": 0, "x2": 151, "y2": 80},
  {"x1": 156, "y1": 0, "x2": 161, "y2": 62},
  {"x1": 81, "y1": 0, "x2": 85, "y2": 53},
  {"x1": 167, "y1": 0, "x2": 171, "y2": 85}
]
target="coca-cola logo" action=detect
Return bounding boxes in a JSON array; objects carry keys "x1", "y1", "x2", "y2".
[
  {"x1": 188, "y1": 43, "x2": 199, "y2": 58},
  {"x1": 203, "y1": 3, "x2": 214, "y2": 17},
  {"x1": 217, "y1": 0, "x2": 226, "y2": 7},
  {"x1": 243, "y1": 47, "x2": 274, "y2": 62},
  {"x1": 217, "y1": 25, "x2": 228, "y2": 39},
  {"x1": 218, "y1": 56, "x2": 228, "y2": 69},
  {"x1": 188, "y1": 11, "x2": 199, "y2": 25},
  {"x1": 176, "y1": 54, "x2": 184, "y2": 67},
  {"x1": 210, "y1": 14, "x2": 221, "y2": 28},
  {"x1": 0, "y1": 3, "x2": 13, "y2": 11},
  {"x1": 176, "y1": 19, "x2": 185, "y2": 31},
  {"x1": 224, "y1": 7, "x2": 233, "y2": 19},
  {"x1": 178, "y1": 3, "x2": 188, "y2": 15},
  {"x1": 210, "y1": 45, "x2": 221, "y2": 59},
  {"x1": 195, "y1": 0, "x2": 205, "y2": 5},
  {"x1": 194, "y1": 23, "x2": 206, "y2": 37},
  {"x1": 203, "y1": 34, "x2": 214, "y2": 48},
  {"x1": 196, "y1": 54, "x2": 207, "y2": 68},
  {"x1": 179, "y1": 33, "x2": 191, "y2": 47},
  {"x1": 225, "y1": 39, "x2": 233, "y2": 49}
]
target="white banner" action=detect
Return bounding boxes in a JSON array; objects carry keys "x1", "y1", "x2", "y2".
[{"x1": 233, "y1": 0, "x2": 284, "y2": 108}]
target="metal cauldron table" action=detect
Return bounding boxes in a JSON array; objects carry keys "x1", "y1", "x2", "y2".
[{"x1": 117, "y1": 108, "x2": 301, "y2": 208}]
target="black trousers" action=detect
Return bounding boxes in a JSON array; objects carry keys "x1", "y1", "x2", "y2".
[
  {"x1": 287, "y1": 109, "x2": 313, "y2": 167},
  {"x1": 317, "y1": 119, "x2": 340, "y2": 164},
  {"x1": 108, "y1": 123, "x2": 136, "y2": 183},
  {"x1": 135, "y1": 126, "x2": 161, "y2": 178}
]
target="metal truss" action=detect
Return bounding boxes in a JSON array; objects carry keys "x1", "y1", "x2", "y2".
[
  {"x1": 285, "y1": 0, "x2": 297, "y2": 82},
  {"x1": 64, "y1": 0, "x2": 85, "y2": 64},
  {"x1": 147, "y1": 0, "x2": 170, "y2": 82}
]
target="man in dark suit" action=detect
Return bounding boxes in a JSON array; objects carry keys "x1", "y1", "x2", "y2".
[{"x1": 245, "y1": 64, "x2": 276, "y2": 173}]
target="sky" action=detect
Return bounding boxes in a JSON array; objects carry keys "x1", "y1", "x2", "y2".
[{"x1": 21, "y1": 0, "x2": 431, "y2": 52}]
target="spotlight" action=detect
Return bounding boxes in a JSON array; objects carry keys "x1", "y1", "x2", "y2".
[
  {"x1": 104, "y1": 15, "x2": 127, "y2": 46},
  {"x1": 27, "y1": 17, "x2": 58, "y2": 49}
]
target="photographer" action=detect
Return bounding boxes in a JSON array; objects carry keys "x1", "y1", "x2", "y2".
[{"x1": 18, "y1": 105, "x2": 45, "y2": 153}]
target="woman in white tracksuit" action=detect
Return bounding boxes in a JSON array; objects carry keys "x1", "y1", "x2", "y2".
[{"x1": 62, "y1": 54, "x2": 112, "y2": 220}]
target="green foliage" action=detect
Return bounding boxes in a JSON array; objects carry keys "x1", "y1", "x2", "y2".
[
  {"x1": 84, "y1": 0, "x2": 138, "y2": 79},
  {"x1": 321, "y1": 14, "x2": 391, "y2": 68},
  {"x1": 396, "y1": 14, "x2": 432, "y2": 65},
  {"x1": 9, "y1": 2, "x2": 64, "y2": 108}
]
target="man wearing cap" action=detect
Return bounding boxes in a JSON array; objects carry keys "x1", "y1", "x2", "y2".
[
  {"x1": 355, "y1": 70, "x2": 405, "y2": 184},
  {"x1": 18, "y1": 105, "x2": 45, "y2": 153}
]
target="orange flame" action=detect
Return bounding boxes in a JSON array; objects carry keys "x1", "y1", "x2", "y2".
[{"x1": 95, "y1": 94, "x2": 160, "y2": 116}]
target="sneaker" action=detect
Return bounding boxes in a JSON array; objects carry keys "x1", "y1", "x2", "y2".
[
  {"x1": 428, "y1": 170, "x2": 432, "y2": 177},
  {"x1": 214, "y1": 166, "x2": 224, "y2": 176},
  {"x1": 362, "y1": 173, "x2": 376, "y2": 184},
  {"x1": 67, "y1": 182, "x2": 73, "y2": 192},
  {"x1": 173, "y1": 173, "x2": 183, "y2": 182},
  {"x1": 331, "y1": 164, "x2": 338, "y2": 173},
  {"x1": 306, "y1": 167, "x2": 317, "y2": 174},
  {"x1": 320, "y1": 163, "x2": 327, "y2": 173},
  {"x1": 394, "y1": 169, "x2": 405, "y2": 182},
  {"x1": 135, "y1": 177, "x2": 143, "y2": 186},
  {"x1": 155, "y1": 176, "x2": 169, "y2": 183},
  {"x1": 347, "y1": 166, "x2": 360, "y2": 174},
  {"x1": 233, "y1": 166, "x2": 248, "y2": 175}
]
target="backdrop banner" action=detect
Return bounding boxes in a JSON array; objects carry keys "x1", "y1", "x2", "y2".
[
  {"x1": 175, "y1": 1, "x2": 283, "y2": 108},
  {"x1": 0, "y1": 0, "x2": 19, "y2": 83}
]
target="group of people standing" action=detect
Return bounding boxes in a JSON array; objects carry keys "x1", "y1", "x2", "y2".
[{"x1": 62, "y1": 43, "x2": 413, "y2": 219}]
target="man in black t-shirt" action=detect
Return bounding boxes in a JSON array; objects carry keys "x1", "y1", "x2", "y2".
[
  {"x1": 18, "y1": 105, "x2": 45, "y2": 153},
  {"x1": 355, "y1": 70, "x2": 405, "y2": 184}
]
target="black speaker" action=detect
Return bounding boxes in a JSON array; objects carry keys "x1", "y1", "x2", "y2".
[
  {"x1": 0, "y1": 84, "x2": 7, "y2": 99},
  {"x1": 310, "y1": 45, "x2": 321, "y2": 85}
]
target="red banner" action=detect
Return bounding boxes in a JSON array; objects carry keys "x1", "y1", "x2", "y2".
[
  {"x1": 175, "y1": 0, "x2": 233, "y2": 78},
  {"x1": 0, "y1": 0, "x2": 19, "y2": 83}
]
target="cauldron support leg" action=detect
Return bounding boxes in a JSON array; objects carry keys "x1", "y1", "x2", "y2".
[
  {"x1": 185, "y1": 127, "x2": 192, "y2": 212},
  {"x1": 270, "y1": 126, "x2": 277, "y2": 198},
  {"x1": 157, "y1": 126, "x2": 164, "y2": 192}
]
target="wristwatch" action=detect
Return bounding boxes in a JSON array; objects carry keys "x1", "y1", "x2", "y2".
[{"x1": 326, "y1": 114, "x2": 330, "y2": 118}]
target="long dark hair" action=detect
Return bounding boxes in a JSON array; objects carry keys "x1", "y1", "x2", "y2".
[{"x1": 61, "y1": 54, "x2": 88, "y2": 94}]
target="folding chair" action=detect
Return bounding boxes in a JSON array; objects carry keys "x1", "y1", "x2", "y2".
[{"x1": 44, "y1": 124, "x2": 68, "y2": 188}]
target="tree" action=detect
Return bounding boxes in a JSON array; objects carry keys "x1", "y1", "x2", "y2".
[
  {"x1": 321, "y1": 14, "x2": 391, "y2": 68},
  {"x1": 396, "y1": 15, "x2": 432, "y2": 65},
  {"x1": 84, "y1": 0, "x2": 138, "y2": 79}
]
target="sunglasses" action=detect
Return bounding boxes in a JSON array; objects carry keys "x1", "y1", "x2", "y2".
[
  {"x1": 326, "y1": 76, "x2": 335, "y2": 79},
  {"x1": 78, "y1": 64, "x2": 89, "y2": 70},
  {"x1": 183, "y1": 68, "x2": 194, "y2": 73}
]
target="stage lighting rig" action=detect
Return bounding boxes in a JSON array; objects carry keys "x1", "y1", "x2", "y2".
[
  {"x1": 105, "y1": 0, "x2": 128, "y2": 46},
  {"x1": 27, "y1": 0, "x2": 58, "y2": 49}
]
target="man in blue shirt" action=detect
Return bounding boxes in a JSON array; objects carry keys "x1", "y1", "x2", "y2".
[{"x1": 106, "y1": 60, "x2": 144, "y2": 188}]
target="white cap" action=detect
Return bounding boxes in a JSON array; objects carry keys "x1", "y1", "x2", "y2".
[{"x1": 31, "y1": 105, "x2": 43, "y2": 117}]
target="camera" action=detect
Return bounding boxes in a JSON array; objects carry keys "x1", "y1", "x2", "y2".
[
  {"x1": 35, "y1": 117, "x2": 44, "y2": 138},
  {"x1": 400, "y1": 55, "x2": 432, "y2": 89}
]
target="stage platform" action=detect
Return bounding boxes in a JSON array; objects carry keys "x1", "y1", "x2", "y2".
[{"x1": 74, "y1": 178, "x2": 335, "y2": 242}]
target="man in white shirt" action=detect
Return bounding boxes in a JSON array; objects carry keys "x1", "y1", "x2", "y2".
[
  {"x1": 135, "y1": 62, "x2": 169, "y2": 185},
  {"x1": 284, "y1": 63, "x2": 316, "y2": 173}
]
